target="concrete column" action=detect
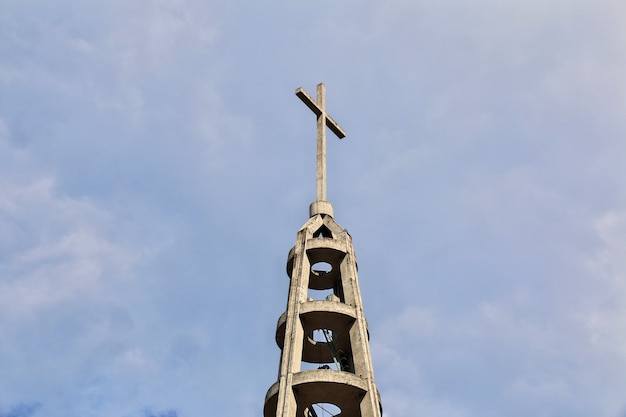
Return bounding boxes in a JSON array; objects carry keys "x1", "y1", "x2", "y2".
[{"x1": 264, "y1": 214, "x2": 382, "y2": 417}]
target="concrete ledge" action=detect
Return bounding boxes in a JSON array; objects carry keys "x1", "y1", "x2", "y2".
[
  {"x1": 275, "y1": 301, "x2": 358, "y2": 363},
  {"x1": 264, "y1": 370, "x2": 368, "y2": 417}
]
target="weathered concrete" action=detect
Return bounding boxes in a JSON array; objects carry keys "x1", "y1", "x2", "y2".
[
  {"x1": 296, "y1": 83, "x2": 346, "y2": 207},
  {"x1": 275, "y1": 300, "x2": 358, "y2": 364},
  {"x1": 264, "y1": 84, "x2": 381, "y2": 417},
  {"x1": 264, "y1": 213, "x2": 383, "y2": 417},
  {"x1": 309, "y1": 200, "x2": 334, "y2": 217},
  {"x1": 265, "y1": 370, "x2": 368, "y2": 417}
]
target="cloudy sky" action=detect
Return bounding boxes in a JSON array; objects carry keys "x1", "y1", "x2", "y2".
[{"x1": 1, "y1": 1, "x2": 625, "y2": 416}]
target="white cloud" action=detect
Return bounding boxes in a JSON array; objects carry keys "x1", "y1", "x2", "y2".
[
  {"x1": 0, "y1": 130, "x2": 145, "y2": 411},
  {"x1": 1, "y1": 1, "x2": 625, "y2": 416},
  {"x1": 580, "y1": 210, "x2": 626, "y2": 361},
  {"x1": 371, "y1": 205, "x2": 626, "y2": 416}
]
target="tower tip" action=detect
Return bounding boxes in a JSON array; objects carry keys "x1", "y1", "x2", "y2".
[{"x1": 309, "y1": 200, "x2": 334, "y2": 217}]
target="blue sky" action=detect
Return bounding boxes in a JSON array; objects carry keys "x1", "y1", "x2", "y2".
[{"x1": 1, "y1": 1, "x2": 625, "y2": 416}]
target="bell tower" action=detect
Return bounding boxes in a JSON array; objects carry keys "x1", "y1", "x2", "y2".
[{"x1": 264, "y1": 84, "x2": 383, "y2": 417}]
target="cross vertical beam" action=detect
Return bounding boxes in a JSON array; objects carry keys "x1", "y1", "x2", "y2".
[{"x1": 296, "y1": 83, "x2": 346, "y2": 203}]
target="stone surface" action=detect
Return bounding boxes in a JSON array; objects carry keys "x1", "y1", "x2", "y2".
[{"x1": 264, "y1": 213, "x2": 382, "y2": 417}]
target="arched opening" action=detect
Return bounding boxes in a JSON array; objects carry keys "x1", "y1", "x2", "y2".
[
  {"x1": 302, "y1": 328, "x2": 354, "y2": 373},
  {"x1": 306, "y1": 277, "x2": 344, "y2": 303},
  {"x1": 311, "y1": 328, "x2": 333, "y2": 343},
  {"x1": 311, "y1": 261, "x2": 332, "y2": 275},
  {"x1": 307, "y1": 288, "x2": 336, "y2": 301},
  {"x1": 313, "y1": 225, "x2": 333, "y2": 238}
]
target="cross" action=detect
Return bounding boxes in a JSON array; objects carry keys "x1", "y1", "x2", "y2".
[{"x1": 296, "y1": 83, "x2": 347, "y2": 203}]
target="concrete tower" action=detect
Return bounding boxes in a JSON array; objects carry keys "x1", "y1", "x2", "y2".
[{"x1": 264, "y1": 84, "x2": 383, "y2": 417}]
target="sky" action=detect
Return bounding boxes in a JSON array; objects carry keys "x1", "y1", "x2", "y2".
[{"x1": 1, "y1": 1, "x2": 625, "y2": 416}]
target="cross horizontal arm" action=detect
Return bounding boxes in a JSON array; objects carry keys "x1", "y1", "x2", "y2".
[
  {"x1": 296, "y1": 87, "x2": 347, "y2": 139},
  {"x1": 325, "y1": 114, "x2": 346, "y2": 139},
  {"x1": 295, "y1": 88, "x2": 321, "y2": 116}
]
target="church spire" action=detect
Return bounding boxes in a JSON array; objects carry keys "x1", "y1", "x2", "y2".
[{"x1": 263, "y1": 84, "x2": 382, "y2": 417}]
